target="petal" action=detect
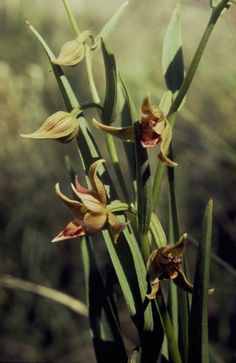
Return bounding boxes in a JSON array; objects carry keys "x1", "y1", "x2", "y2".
[
  {"x1": 141, "y1": 94, "x2": 153, "y2": 116},
  {"x1": 173, "y1": 269, "x2": 193, "y2": 293},
  {"x1": 158, "y1": 121, "x2": 178, "y2": 167},
  {"x1": 146, "y1": 277, "x2": 160, "y2": 300},
  {"x1": 108, "y1": 212, "x2": 127, "y2": 243},
  {"x1": 51, "y1": 220, "x2": 86, "y2": 242},
  {"x1": 71, "y1": 181, "x2": 106, "y2": 213},
  {"x1": 141, "y1": 94, "x2": 163, "y2": 120},
  {"x1": 84, "y1": 211, "x2": 107, "y2": 234},
  {"x1": 55, "y1": 183, "x2": 84, "y2": 218},
  {"x1": 88, "y1": 159, "x2": 107, "y2": 205},
  {"x1": 167, "y1": 233, "x2": 187, "y2": 259},
  {"x1": 93, "y1": 118, "x2": 135, "y2": 142}
]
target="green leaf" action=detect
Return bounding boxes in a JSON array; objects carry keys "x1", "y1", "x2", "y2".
[
  {"x1": 188, "y1": 199, "x2": 213, "y2": 363},
  {"x1": 101, "y1": 39, "x2": 117, "y2": 124},
  {"x1": 159, "y1": 90, "x2": 173, "y2": 117},
  {"x1": 128, "y1": 348, "x2": 142, "y2": 363},
  {"x1": 0, "y1": 273, "x2": 88, "y2": 317},
  {"x1": 95, "y1": 1, "x2": 129, "y2": 49},
  {"x1": 81, "y1": 237, "x2": 127, "y2": 363},
  {"x1": 150, "y1": 213, "x2": 167, "y2": 249},
  {"x1": 167, "y1": 145, "x2": 190, "y2": 363},
  {"x1": 26, "y1": 22, "x2": 79, "y2": 110},
  {"x1": 162, "y1": 6, "x2": 184, "y2": 93},
  {"x1": 119, "y1": 75, "x2": 137, "y2": 196},
  {"x1": 134, "y1": 121, "x2": 152, "y2": 260}
]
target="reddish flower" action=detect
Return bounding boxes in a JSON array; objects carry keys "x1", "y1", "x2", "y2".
[
  {"x1": 52, "y1": 159, "x2": 126, "y2": 243},
  {"x1": 93, "y1": 94, "x2": 177, "y2": 167}
]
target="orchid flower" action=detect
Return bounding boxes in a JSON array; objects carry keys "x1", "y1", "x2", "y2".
[
  {"x1": 52, "y1": 159, "x2": 127, "y2": 243},
  {"x1": 93, "y1": 94, "x2": 177, "y2": 167},
  {"x1": 146, "y1": 234, "x2": 193, "y2": 299}
]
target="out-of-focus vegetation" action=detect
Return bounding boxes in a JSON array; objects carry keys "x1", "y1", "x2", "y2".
[{"x1": 0, "y1": 0, "x2": 236, "y2": 362}]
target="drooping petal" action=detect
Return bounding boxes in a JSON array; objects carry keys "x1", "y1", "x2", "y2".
[
  {"x1": 142, "y1": 94, "x2": 164, "y2": 119},
  {"x1": 107, "y1": 212, "x2": 127, "y2": 243},
  {"x1": 146, "y1": 277, "x2": 160, "y2": 300},
  {"x1": 93, "y1": 118, "x2": 135, "y2": 142},
  {"x1": 84, "y1": 211, "x2": 107, "y2": 234},
  {"x1": 173, "y1": 269, "x2": 194, "y2": 293},
  {"x1": 158, "y1": 121, "x2": 178, "y2": 167},
  {"x1": 21, "y1": 111, "x2": 79, "y2": 143},
  {"x1": 55, "y1": 183, "x2": 84, "y2": 217},
  {"x1": 71, "y1": 181, "x2": 106, "y2": 214},
  {"x1": 51, "y1": 220, "x2": 86, "y2": 242},
  {"x1": 88, "y1": 159, "x2": 107, "y2": 205}
]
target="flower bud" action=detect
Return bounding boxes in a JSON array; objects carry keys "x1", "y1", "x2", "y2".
[
  {"x1": 53, "y1": 31, "x2": 92, "y2": 66},
  {"x1": 21, "y1": 111, "x2": 79, "y2": 143}
]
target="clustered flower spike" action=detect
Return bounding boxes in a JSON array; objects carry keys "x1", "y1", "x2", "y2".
[
  {"x1": 21, "y1": 109, "x2": 80, "y2": 143},
  {"x1": 93, "y1": 94, "x2": 177, "y2": 167},
  {"x1": 53, "y1": 31, "x2": 93, "y2": 67},
  {"x1": 52, "y1": 159, "x2": 127, "y2": 243},
  {"x1": 146, "y1": 233, "x2": 193, "y2": 299}
]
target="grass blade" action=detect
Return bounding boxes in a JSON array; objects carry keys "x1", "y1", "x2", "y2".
[
  {"x1": 81, "y1": 237, "x2": 127, "y2": 363},
  {"x1": 188, "y1": 199, "x2": 213, "y2": 363},
  {"x1": 134, "y1": 122, "x2": 152, "y2": 261},
  {"x1": 95, "y1": 1, "x2": 129, "y2": 49},
  {"x1": 162, "y1": 6, "x2": 184, "y2": 93},
  {"x1": 0, "y1": 274, "x2": 88, "y2": 317},
  {"x1": 101, "y1": 39, "x2": 117, "y2": 125}
]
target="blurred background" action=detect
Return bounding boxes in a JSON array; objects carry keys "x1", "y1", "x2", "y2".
[{"x1": 0, "y1": 0, "x2": 236, "y2": 361}]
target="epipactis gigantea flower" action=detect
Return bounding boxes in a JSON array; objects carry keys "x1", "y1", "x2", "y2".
[
  {"x1": 146, "y1": 233, "x2": 193, "y2": 299},
  {"x1": 53, "y1": 31, "x2": 92, "y2": 67},
  {"x1": 21, "y1": 109, "x2": 80, "y2": 143},
  {"x1": 93, "y1": 94, "x2": 177, "y2": 167},
  {"x1": 52, "y1": 159, "x2": 127, "y2": 243}
]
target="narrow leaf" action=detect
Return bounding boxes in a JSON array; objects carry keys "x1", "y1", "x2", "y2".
[
  {"x1": 0, "y1": 274, "x2": 88, "y2": 317},
  {"x1": 162, "y1": 6, "x2": 184, "y2": 93},
  {"x1": 188, "y1": 199, "x2": 213, "y2": 363},
  {"x1": 95, "y1": 1, "x2": 129, "y2": 48},
  {"x1": 101, "y1": 39, "x2": 117, "y2": 124},
  {"x1": 119, "y1": 75, "x2": 137, "y2": 195},
  {"x1": 134, "y1": 122, "x2": 152, "y2": 238},
  {"x1": 81, "y1": 237, "x2": 127, "y2": 363}
]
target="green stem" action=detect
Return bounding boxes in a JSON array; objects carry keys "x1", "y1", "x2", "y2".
[
  {"x1": 62, "y1": 0, "x2": 80, "y2": 36},
  {"x1": 85, "y1": 45, "x2": 101, "y2": 104},
  {"x1": 169, "y1": 1, "x2": 229, "y2": 115},
  {"x1": 107, "y1": 202, "x2": 136, "y2": 214},
  {"x1": 153, "y1": 2, "x2": 229, "y2": 211},
  {"x1": 157, "y1": 291, "x2": 182, "y2": 363},
  {"x1": 105, "y1": 134, "x2": 131, "y2": 202}
]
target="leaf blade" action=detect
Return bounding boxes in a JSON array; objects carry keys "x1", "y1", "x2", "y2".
[
  {"x1": 162, "y1": 6, "x2": 184, "y2": 93},
  {"x1": 188, "y1": 199, "x2": 213, "y2": 363}
]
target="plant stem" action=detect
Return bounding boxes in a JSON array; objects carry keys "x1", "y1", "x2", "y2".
[
  {"x1": 169, "y1": 1, "x2": 230, "y2": 115},
  {"x1": 85, "y1": 45, "x2": 101, "y2": 104},
  {"x1": 157, "y1": 290, "x2": 182, "y2": 363},
  {"x1": 105, "y1": 134, "x2": 131, "y2": 202},
  {"x1": 153, "y1": 2, "x2": 229, "y2": 212},
  {"x1": 62, "y1": 0, "x2": 80, "y2": 36}
]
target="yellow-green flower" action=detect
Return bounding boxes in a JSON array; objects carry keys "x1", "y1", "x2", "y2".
[
  {"x1": 21, "y1": 110, "x2": 80, "y2": 143},
  {"x1": 52, "y1": 159, "x2": 127, "y2": 243}
]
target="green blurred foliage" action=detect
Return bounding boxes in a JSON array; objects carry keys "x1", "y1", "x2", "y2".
[{"x1": 0, "y1": 0, "x2": 236, "y2": 362}]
